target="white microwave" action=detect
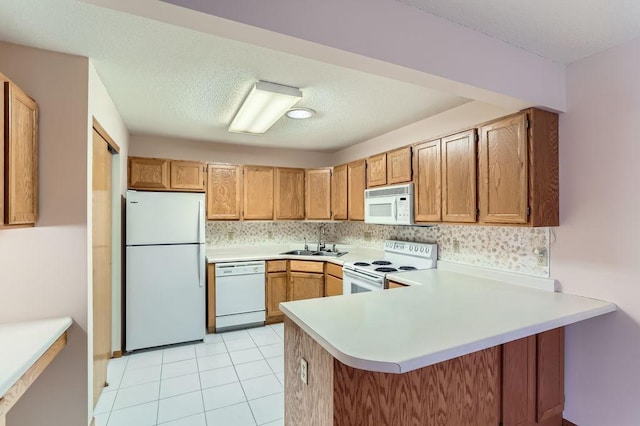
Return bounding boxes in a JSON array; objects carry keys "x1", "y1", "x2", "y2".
[{"x1": 364, "y1": 183, "x2": 414, "y2": 225}]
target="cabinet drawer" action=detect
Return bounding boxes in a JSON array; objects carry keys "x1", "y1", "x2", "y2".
[
  {"x1": 289, "y1": 260, "x2": 324, "y2": 273},
  {"x1": 325, "y1": 262, "x2": 343, "y2": 279},
  {"x1": 267, "y1": 260, "x2": 287, "y2": 273}
]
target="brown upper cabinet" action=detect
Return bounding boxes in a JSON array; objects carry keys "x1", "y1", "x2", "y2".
[
  {"x1": 413, "y1": 139, "x2": 441, "y2": 222},
  {"x1": 332, "y1": 164, "x2": 348, "y2": 220},
  {"x1": 243, "y1": 165, "x2": 274, "y2": 220},
  {"x1": 171, "y1": 160, "x2": 206, "y2": 191},
  {"x1": 478, "y1": 109, "x2": 558, "y2": 226},
  {"x1": 207, "y1": 163, "x2": 242, "y2": 220},
  {"x1": 275, "y1": 167, "x2": 305, "y2": 220},
  {"x1": 347, "y1": 160, "x2": 366, "y2": 221},
  {"x1": 306, "y1": 168, "x2": 332, "y2": 220},
  {"x1": 441, "y1": 129, "x2": 477, "y2": 223},
  {"x1": 387, "y1": 146, "x2": 412, "y2": 185},
  {"x1": 129, "y1": 156, "x2": 205, "y2": 192},
  {"x1": 366, "y1": 153, "x2": 387, "y2": 187},
  {"x1": 1, "y1": 74, "x2": 39, "y2": 226}
]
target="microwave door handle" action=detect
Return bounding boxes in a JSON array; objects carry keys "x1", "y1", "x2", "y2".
[{"x1": 392, "y1": 198, "x2": 397, "y2": 220}]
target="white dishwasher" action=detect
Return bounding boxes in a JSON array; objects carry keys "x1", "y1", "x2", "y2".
[{"x1": 215, "y1": 261, "x2": 266, "y2": 332}]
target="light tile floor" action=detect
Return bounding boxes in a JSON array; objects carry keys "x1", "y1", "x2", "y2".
[{"x1": 94, "y1": 324, "x2": 285, "y2": 426}]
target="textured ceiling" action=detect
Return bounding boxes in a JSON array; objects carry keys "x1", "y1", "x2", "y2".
[
  {"x1": 0, "y1": 0, "x2": 470, "y2": 151},
  {"x1": 395, "y1": 0, "x2": 640, "y2": 64}
]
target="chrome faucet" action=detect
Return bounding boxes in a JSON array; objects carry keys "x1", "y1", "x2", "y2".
[{"x1": 317, "y1": 225, "x2": 326, "y2": 252}]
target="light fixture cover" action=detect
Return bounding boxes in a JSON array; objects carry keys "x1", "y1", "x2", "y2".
[
  {"x1": 229, "y1": 81, "x2": 302, "y2": 134},
  {"x1": 286, "y1": 108, "x2": 315, "y2": 119}
]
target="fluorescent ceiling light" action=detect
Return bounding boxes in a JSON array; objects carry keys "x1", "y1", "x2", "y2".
[
  {"x1": 229, "y1": 81, "x2": 302, "y2": 134},
  {"x1": 286, "y1": 108, "x2": 315, "y2": 119}
]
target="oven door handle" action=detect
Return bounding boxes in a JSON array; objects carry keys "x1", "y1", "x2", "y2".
[{"x1": 343, "y1": 268, "x2": 384, "y2": 283}]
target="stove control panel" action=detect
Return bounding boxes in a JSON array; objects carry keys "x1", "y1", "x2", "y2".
[{"x1": 384, "y1": 240, "x2": 438, "y2": 259}]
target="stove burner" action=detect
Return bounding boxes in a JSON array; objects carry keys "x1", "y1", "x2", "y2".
[
  {"x1": 354, "y1": 262, "x2": 370, "y2": 266},
  {"x1": 375, "y1": 267, "x2": 398, "y2": 273},
  {"x1": 398, "y1": 266, "x2": 417, "y2": 271},
  {"x1": 372, "y1": 260, "x2": 392, "y2": 265}
]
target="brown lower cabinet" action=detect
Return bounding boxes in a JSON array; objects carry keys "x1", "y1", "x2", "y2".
[
  {"x1": 285, "y1": 320, "x2": 565, "y2": 426},
  {"x1": 264, "y1": 260, "x2": 326, "y2": 324},
  {"x1": 503, "y1": 328, "x2": 565, "y2": 426},
  {"x1": 325, "y1": 262, "x2": 343, "y2": 296},
  {"x1": 288, "y1": 272, "x2": 324, "y2": 301}
]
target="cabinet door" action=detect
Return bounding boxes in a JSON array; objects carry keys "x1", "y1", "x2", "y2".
[
  {"x1": 325, "y1": 274, "x2": 343, "y2": 297},
  {"x1": 267, "y1": 272, "x2": 288, "y2": 319},
  {"x1": 4, "y1": 81, "x2": 38, "y2": 225},
  {"x1": 387, "y1": 281, "x2": 407, "y2": 289},
  {"x1": 366, "y1": 153, "x2": 387, "y2": 187},
  {"x1": 442, "y1": 130, "x2": 477, "y2": 223},
  {"x1": 479, "y1": 113, "x2": 529, "y2": 224},
  {"x1": 502, "y1": 328, "x2": 564, "y2": 426},
  {"x1": 347, "y1": 160, "x2": 366, "y2": 221},
  {"x1": 129, "y1": 157, "x2": 170, "y2": 190},
  {"x1": 413, "y1": 139, "x2": 441, "y2": 222},
  {"x1": 288, "y1": 272, "x2": 324, "y2": 301},
  {"x1": 536, "y1": 328, "x2": 564, "y2": 424},
  {"x1": 332, "y1": 164, "x2": 348, "y2": 220},
  {"x1": 306, "y1": 168, "x2": 332, "y2": 220},
  {"x1": 243, "y1": 165, "x2": 274, "y2": 220},
  {"x1": 171, "y1": 160, "x2": 205, "y2": 191},
  {"x1": 387, "y1": 146, "x2": 412, "y2": 184},
  {"x1": 275, "y1": 167, "x2": 305, "y2": 220},
  {"x1": 502, "y1": 336, "x2": 536, "y2": 426},
  {"x1": 207, "y1": 164, "x2": 242, "y2": 220}
]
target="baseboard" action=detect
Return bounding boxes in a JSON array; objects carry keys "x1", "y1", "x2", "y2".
[
  {"x1": 563, "y1": 419, "x2": 578, "y2": 426},
  {"x1": 112, "y1": 350, "x2": 123, "y2": 359}
]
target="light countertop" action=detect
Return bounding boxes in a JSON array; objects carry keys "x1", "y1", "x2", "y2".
[
  {"x1": 280, "y1": 269, "x2": 616, "y2": 374},
  {"x1": 206, "y1": 244, "x2": 384, "y2": 265},
  {"x1": 0, "y1": 317, "x2": 72, "y2": 397}
]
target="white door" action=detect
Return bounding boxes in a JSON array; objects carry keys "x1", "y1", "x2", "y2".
[
  {"x1": 126, "y1": 190, "x2": 205, "y2": 245},
  {"x1": 126, "y1": 244, "x2": 205, "y2": 351}
]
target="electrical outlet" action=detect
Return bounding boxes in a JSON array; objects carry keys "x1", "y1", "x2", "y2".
[
  {"x1": 227, "y1": 231, "x2": 234, "y2": 241},
  {"x1": 300, "y1": 358, "x2": 308, "y2": 385},
  {"x1": 534, "y1": 248, "x2": 548, "y2": 266},
  {"x1": 267, "y1": 231, "x2": 273, "y2": 239},
  {"x1": 364, "y1": 232, "x2": 372, "y2": 241},
  {"x1": 453, "y1": 239, "x2": 460, "y2": 254}
]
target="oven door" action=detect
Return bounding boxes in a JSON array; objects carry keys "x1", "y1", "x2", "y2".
[{"x1": 343, "y1": 268, "x2": 385, "y2": 295}]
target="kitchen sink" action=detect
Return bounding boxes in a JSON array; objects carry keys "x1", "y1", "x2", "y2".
[
  {"x1": 280, "y1": 250, "x2": 318, "y2": 256},
  {"x1": 280, "y1": 249, "x2": 348, "y2": 257}
]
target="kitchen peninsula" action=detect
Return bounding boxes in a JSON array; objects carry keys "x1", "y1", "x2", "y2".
[{"x1": 280, "y1": 270, "x2": 615, "y2": 426}]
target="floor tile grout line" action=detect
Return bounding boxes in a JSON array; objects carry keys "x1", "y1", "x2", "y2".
[
  {"x1": 234, "y1": 330, "x2": 260, "y2": 425},
  {"x1": 155, "y1": 350, "x2": 164, "y2": 426},
  {"x1": 193, "y1": 348, "x2": 209, "y2": 426}
]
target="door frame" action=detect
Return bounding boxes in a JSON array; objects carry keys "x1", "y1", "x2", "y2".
[{"x1": 90, "y1": 118, "x2": 120, "y2": 409}]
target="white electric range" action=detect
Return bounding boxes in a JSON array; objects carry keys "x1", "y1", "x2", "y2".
[{"x1": 342, "y1": 240, "x2": 438, "y2": 294}]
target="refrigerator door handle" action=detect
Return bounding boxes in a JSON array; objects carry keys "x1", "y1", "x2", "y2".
[
  {"x1": 198, "y1": 200, "x2": 205, "y2": 287},
  {"x1": 198, "y1": 200, "x2": 204, "y2": 243},
  {"x1": 199, "y1": 244, "x2": 205, "y2": 287}
]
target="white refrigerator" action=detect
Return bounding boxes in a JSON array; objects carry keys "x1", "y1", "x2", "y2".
[{"x1": 125, "y1": 190, "x2": 206, "y2": 351}]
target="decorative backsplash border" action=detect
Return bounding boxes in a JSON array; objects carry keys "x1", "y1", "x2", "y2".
[{"x1": 205, "y1": 221, "x2": 550, "y2": 277}]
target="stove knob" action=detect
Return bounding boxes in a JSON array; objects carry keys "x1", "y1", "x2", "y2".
[{"x1": 420, "y1": 247, "x2": 425, "y2": 253}]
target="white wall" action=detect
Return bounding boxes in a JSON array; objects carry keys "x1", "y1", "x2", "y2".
[
  {"x1": 0, "y1": 42, "x2": 89, "y2": 426},
  {"x1": 88, "y1": 60, "x2": 130, "y2": 403},
  {"x1": 553, "y1": 36, "x2": 640, "y2": 425},
  {"x1": 130, "y1": 134, "x2": 334, "y2": 168}
]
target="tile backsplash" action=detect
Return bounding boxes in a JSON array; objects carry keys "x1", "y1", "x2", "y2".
[{"x1": 206, "y1": 221, "x2": 550, "y2": 277}]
